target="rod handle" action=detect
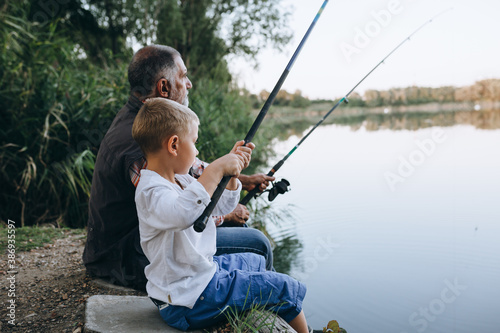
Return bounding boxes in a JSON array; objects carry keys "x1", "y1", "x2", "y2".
[
  {"x1": 239, "y1": 160, "x2": 283, "y2": 205},
  {"x1": 193, "y1": 175, "x2": 232, "y2": 232}
]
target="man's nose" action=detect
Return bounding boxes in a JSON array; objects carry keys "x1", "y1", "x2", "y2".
[{"x1": 186, "y1": 78, "x2": 192, "y2": 89}]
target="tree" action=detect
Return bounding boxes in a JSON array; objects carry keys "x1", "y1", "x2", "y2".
[
  {"x1": 152, "y1": 0, "x2": 292, "y2": 83},
  {"x1": 24, "y1": 0, "x2": 292, "y2": 80},
  {"x1": 290, "y1": 90, "x2": 311, "y2": 108},
  {"x1": 364, "y1": 89, "x2": 382, "y2": 107},
  {"x1": 345, "y1": 92, "x2": 365, "y2": 107},
  {"x1": 26, "y1": 0, "x2": 134, "y2": 66}
]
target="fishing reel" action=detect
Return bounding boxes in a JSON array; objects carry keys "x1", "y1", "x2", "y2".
[{"x1": 267, "y1": 178, "x2": 291, "y2": 201}]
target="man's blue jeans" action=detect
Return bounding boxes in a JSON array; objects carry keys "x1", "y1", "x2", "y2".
[{"x1": 215, "y1": 226, "x2": 274, "y2": 271}]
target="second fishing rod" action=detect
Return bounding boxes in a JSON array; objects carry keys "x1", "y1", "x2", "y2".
[
  {"x1": 193, "y1": 0, "x2": 330, "y2": 232},
  {"x1": 240, "y1": 8, "x2": 452, "y2": 205}
]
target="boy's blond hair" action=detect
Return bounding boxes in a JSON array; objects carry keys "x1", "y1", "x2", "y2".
[{"x1": 132, "y1": 98, "x2": 199, "y2": 155}]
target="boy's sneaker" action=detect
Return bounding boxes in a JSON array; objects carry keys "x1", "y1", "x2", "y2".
[{"x1": 317, "y1": 320, "x2": 348, "y2": 332}]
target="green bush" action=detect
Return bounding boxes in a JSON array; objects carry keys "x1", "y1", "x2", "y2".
[
  {"x1": 0, "y1": 6, "x2": 129, "y2": 227},
  {"x1": 190, "y1": 78, "x2": 274, "y2": 174}
]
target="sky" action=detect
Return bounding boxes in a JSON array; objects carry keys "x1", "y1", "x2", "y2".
[{"x1": 229, "y1": 0, "x2": 500, "y2": 100}]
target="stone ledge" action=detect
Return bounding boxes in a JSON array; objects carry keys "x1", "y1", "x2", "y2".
[
  {"x1": 84, "y1": 295, "x2": 199, "y2": 333},
  {"x1": 84, "y1": 294, "x2": 298, "y2": 333}
]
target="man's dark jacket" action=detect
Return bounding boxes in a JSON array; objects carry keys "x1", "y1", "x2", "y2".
[{"x1": 83, "y1": 95, "x2": 148, "y2": 290}]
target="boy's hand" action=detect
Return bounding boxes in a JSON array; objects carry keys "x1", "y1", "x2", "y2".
[
  {"x1": 214, "y1": 141, "x2": 249, "y2": 178},
  {"x1": 230, "y1": 140, "x2": 254, "y2": 170},
  {"x1": 198, "y1": 141, "x2": 255, "y2": 195}
]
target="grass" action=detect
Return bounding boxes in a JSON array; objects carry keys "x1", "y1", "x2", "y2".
[
  {"x1": 210, "y1": 284, "x2": 296, "y2": 333},
  {"x1": 215, "y1": 302, "x2": 286, "y2": 333},
  {"x1": 0, "y1": 225, "x2": 86, "y2": 253}
]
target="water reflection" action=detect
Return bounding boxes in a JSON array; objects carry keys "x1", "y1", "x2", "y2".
[
  {"x1": 259, "y1": 110, "x2": 500, "y2": 331},
  {"x1": 342, "y1": 109, "x2": 500, "y2": 131},
  {"x1": 272, "y1": 236, "x2": 303, "y2": 275},
  {"x1": 247, "y1": 198, "x2": 303, "y2": 275},
  {"x1": 270, "y1": 109, "x2": 500, "y2": 142}
]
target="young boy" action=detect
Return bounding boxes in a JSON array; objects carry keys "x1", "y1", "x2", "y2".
[{"x1": 132, "y1": 98, "x2": 308, "y2": 332}]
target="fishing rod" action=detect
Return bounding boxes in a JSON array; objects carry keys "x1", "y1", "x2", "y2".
[
  {"x1": 240, "y1": 8, "x2": 453, "y2": 205},
  {"x1": 193, "y1": 0, "x2": 330, "y2": 232}
]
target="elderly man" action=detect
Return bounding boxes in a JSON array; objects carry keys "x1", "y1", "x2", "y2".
[{"x1": 83, "y1": 45, "x2": 275, "y2": 290}]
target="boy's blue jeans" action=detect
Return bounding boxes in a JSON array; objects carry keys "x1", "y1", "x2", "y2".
[
  {"x1": 158, "y1": 253, "x2": 306, "y2": 331},
  {"x1": 216, "y1": 226, "x2": 274, "y2": 271}
]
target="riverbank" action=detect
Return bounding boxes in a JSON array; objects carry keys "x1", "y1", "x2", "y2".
[
  {"x1": 0, "y1": 229, "x2": 123, "y2": 332},
  {"x1": 264, "y1": 102, "x2": 500, "y2": 136},
  {"x1": 0, "y1": 228, "x2": 337, "y2": 332},
  {"x1": 268, "y1": 100, "x2": 500, "y2": 119}
]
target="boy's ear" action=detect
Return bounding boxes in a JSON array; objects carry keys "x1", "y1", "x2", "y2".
[
  {"x1": 165, "y1": 135, "x2": 179, "y2": 156},
  {"x1": 156, "y1": 78, "x2": 171, "y2": 98}
]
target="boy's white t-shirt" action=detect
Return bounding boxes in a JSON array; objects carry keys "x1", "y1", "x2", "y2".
[{"x1": 135, "y1": 169, "x2": 241, "y2": 308}]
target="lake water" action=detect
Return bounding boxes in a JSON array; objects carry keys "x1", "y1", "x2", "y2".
[{"x1": 258, "y1": 111, "x2": 500, "y2": 332}]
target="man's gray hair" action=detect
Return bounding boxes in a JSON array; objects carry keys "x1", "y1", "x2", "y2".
[{"x1": 128, "y1": 45, "x2": 181, "y2": 98}]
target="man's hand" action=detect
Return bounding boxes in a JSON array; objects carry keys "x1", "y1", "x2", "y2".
[
  {"x1": 238, "y1": 173, "x2": 275, "y2": 192},
  {"x1": 223, "y1": 204, "x2": 250, "y2": 225}
]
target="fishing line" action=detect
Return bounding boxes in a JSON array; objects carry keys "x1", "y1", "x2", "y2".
[{"x1": 240, "y1": 7, "x2": 453, "y2": 205}]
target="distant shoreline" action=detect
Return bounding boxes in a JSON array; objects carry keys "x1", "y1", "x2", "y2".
[
  {"x1": 266, "y1": 101, "x2": 500, "y2": 119},
  {"x1": 263, "y1": 102, "x2": 500, "y2": 134},
  {"x1": 333, "y1": 100, "x2": 500, "y2": 115}
]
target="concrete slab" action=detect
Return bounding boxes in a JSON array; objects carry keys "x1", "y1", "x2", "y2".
[{"x1": 84, "y1": 295, "x2": 202, "y2": 333}]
